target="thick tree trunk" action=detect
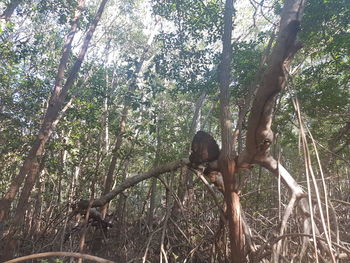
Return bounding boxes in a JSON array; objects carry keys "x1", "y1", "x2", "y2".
[
  {"x1": 239, "y1": 0, "x2": 305, "y2": 167},
  {"x1": 13, "y1": 0, "x2": 108, "y2": 222},
  {"x1": 235, "y1": 0, "x2": 306, "y2": 262},
  {"x1": 218, "y1": 0, "x2": 245, "y2": 262},
  {"x1": 220, "y1": 158, "x2": 244, "y2": 263}
]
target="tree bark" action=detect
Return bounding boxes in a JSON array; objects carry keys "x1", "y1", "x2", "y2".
[
  {"x1": 239, "y1": 0, "x2": 305, "y2": 167},
  {"x1": 91, "y1": 158, "x2": 189, "y2": 208},
  {"x1": 147, "y1": 123, "x2": 161, "y2": 228},
  {"x1": 217, "y1": 0, "x2": 245, "y2": 262},
  {"x1": 0, "y1": 0, "x2": 110, "y2": 260},
  {"x1": 0, "y1": 0, "x2": 22, "y2": 21},
  {"x1": 0, "y1": 0, "x2": 85, "y2": 224},
  {"x1": 13, "y1": 0, "x2": 109, "y2": 223},
  {"x1": 101, "y1": 30, "x2": 156, "y2": 216},
  {"x1": 147, "y1": 178, "x2": 157, "y2": 229},
  {"x1": 235, "y1": 0, "x2": 306, "y2": 261},
  {"x1": 172, "y1": 165, "x2": 188, "y2": 216}
]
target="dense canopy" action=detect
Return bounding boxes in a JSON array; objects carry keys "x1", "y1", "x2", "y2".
[{"x1": 0, "y1": 0, "x2": 349, "y2": 262}]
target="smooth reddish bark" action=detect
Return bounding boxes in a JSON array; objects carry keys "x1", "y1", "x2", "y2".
[{"x1": 218, "y1": 0, "x2": 245, "y2": 262}]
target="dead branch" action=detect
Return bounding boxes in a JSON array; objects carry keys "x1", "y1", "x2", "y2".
[
  {"x1": 255, "y1": 233, "x2": 350, "y2": 261},
  {"x1": 4, "y1": 252, "x2": 115, "y2": 263}
]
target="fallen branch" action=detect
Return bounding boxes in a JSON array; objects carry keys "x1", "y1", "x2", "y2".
[{"x1": 4, "y1": 252, "x2": 115, "y2": 263}]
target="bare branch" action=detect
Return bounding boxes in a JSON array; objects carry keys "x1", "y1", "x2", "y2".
[
  {"x1": 239, "y1": 0, "x2": 305, "y2": 167},
  {"x1": 92, "y1": 159, "x2": 189, "y2": 207},
  {"x1": 4, "y1": 252, "x2": 114, "y2": 263}
]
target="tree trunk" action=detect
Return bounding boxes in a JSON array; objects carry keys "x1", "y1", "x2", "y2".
[
  {"x1": 173, "y1": 92, "x2": 207, "y2": 215},
  {"x1": 0, "y1": 0, "x2": 110, "y2": 260},
  {"x1": 217, "y1": 0, "x2": 245, "y2": 262},
  {"x1": 0, "y1": 0, "x2": 86, "y2": 224},
  {"x1": 147, "y1": 178, "x2": 157, "y2": 229},
  {"x1": 240, "y1": 0, "x2": 305, "y2": 166},
  {"x1": 0, "y1": 0, "x2": 23, "y2": 21},
  {"x1": 186, "y1": 92, "x2": 206, "y2": 204},
  {"x1": 101, "y1": 105, "x2": 128, "y2": 217},
  {"x1": 147, "y1": 119, "x2": 161, "y2": 228},
  {"x1": 172, "y1": 165, "x2": 188, "y2": 217},
  {"x1": 58, "y1": 130, "x2": 69, "y2": 204},
  {"x1": 13, "y1": 0, "x2": 108, "y2": 223},
  {"x1": 101, "y1": 30, "x2": 157, "y2": 217},
  {"x1": 235, "y1": 0, "x2": 306, "y2": 262},
  {"x1": 29, "y1": 174, "x2": 44, "y2": 239}
]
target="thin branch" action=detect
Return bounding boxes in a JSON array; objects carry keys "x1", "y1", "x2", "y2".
[
  {"x1": 293, "y1": 98, "x2": 335, "y2": 262},
  {"x1": 192, "y1": 169, "x2": 226, "y2": 222}
]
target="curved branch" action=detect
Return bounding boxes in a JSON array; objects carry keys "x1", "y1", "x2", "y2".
[
  {"x1": 91, "y1": 158, "x2": 189, "y2": 207},
  {"x1": 259, "y1": 156, "x2": 304, "y2": 197},
  {"x1": 4, "y1": 252, "x2": 114, "y2": 263},
  {"x1": 239, "y1": 0, "x2": 305, "y2": 167}
]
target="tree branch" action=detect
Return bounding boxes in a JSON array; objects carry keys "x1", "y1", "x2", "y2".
[
  {"x1": 91, "y1": 158, "x2": 189, "y2": 207},
  {"x1": 239, "y1": 0, "x2": 305, "y2": 167},
  {"x1": 4, "y1": 252, "x2": 114, "y2": 263}
]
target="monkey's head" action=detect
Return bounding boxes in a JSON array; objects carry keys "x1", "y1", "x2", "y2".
[{"x1": 189, "y1": 131, "x2": 220, "y2": 165}]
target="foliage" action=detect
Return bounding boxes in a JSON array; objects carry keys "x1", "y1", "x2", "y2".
[{"x1": 0, "y1": 0, "x2": 349, "y2": 262}]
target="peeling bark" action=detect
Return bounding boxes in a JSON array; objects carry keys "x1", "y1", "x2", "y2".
[{"x1": 218, "y1": 0, "x2": 245, "y2": 262}]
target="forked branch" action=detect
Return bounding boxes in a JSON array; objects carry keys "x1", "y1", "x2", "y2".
[{"x1": 239, "y1": 0, "x2": 305, "y2": 167}]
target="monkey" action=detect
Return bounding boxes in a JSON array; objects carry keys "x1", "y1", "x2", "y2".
[
  {"x1": 204, "y1": 169, "x2": 224, "y2": 193},
  {"x1": 72, "y1": 200, "x2": 113, "y2": 229},
  {"x1": 189, "y1": 131, "x2": 220, "y2": 165},
  {"x1": 188, "y1": 131, "x2": 224, "y2": 192}
]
